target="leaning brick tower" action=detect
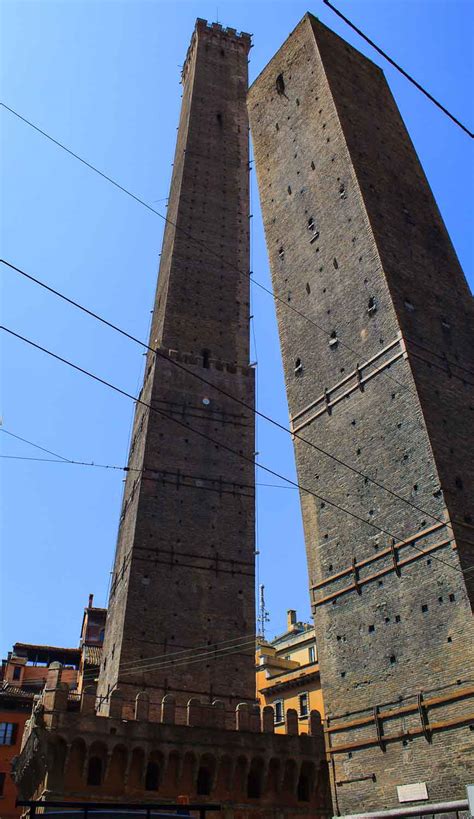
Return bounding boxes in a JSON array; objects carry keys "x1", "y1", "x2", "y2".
[
  {"x1": 96, "y1": 19, "x2": 256, "y2": 724},
  {"x1": 249, "y1": 13, "x2": 474, "y2": 815}
]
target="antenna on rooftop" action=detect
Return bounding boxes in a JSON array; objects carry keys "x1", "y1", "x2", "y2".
[{"x1": 257, "y1": 584, "x2": 270, "y2": 640}]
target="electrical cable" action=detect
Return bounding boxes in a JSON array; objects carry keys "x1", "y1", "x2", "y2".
[
  {"x1": 81, "y1": 637, "x2": 258, "y2": 683},
  {"x1": 2, "y1": 259, "x2": 469, "y2": 541},
  {"x1": 2, "y1": 324, "x2": 468, "y2": 576},
  {"x1": 0, "y1": 102, "x2": 433, "y2": 400},
  {"x1": 322, "y1": 0, "x2": 473, "y2": 139},
  {"x1": 0, "y1": 451, "x2": 292, "y2": 491},
  {"x1": 1, "y1": 429, "x2": 71, "y2": 462}
]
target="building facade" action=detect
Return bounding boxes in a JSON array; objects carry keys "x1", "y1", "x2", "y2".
[
  {"x1": 13, "y1": 20, "x2": 331, "y2": 818},
  {"x1": 248, "y1": 13, "x2": 474, "y2": 815},
  {"x1": 256, "y1": 610, "x2": 324, "y2": 734},
  {"x1": 1, "y1": 597, "x2": 105, "y2": 816},
  {"x1": 96, "y1": 17, "x2": 256, "y2": 727}
]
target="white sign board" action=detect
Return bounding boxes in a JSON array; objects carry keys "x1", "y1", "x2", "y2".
[
  {"x1": 466, "y1": 784, "x2": 474, "y2": 817},
  {"x1": 397, "y1": 782, "x2": 428, "y2": 803}
]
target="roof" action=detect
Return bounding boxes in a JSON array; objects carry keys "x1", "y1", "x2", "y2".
[
  {"x1": 259, "y1": 667, "x2": 320, "y2": 695},
  {"x1": 13, "y1": 643, "x2": 81, "y2": 666},
  {"x1": 271, "y1": 623, "x2": 314, "y2": 646},
  {"x1": 1, "y1": 683, "x2": 35, "y2": 699}
]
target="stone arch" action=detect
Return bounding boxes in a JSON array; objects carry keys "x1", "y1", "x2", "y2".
[
  {"x1": 267, "y1": 757, "x2": 281, "y2": 795},
  {"x1": 145, "y1": 751, "x2": 164, "y2": 792},
  {"x1": 282, "y1": 758, "x2": 297, "y2": 796},
  {"x1": 64, "y1": 737, "x2": 86, "y2": 790},
  {"x1": 46, "y1": 735, "x2": 67, "y2": 791},
  {"x1": 86, "y1": 741, "x2": 107, "y2": 788},
  {"x1": 215, "y1": 754, "x2": 233, "y2": 794},
  {"x1": 161, "y1": 749, "x2": 180, "y2": 795},
  {"x1": 106, "y1": 743, "x2": 127, "y2": 795},
  {"x1": 297, "y1": 760, "x2": 315, "y2": 802},
  {"x1": 247, "y1": 757, "x2": 265, "y2": 799},
  {"x1": 128, "y1": 746, "x2": 145, "y2": 792},
  {"x1": 196, "y1": 752, "x2": 216, "y2": 796},
  {"x1": 180, "y1": 751, "x2": 196, "y2": 794},
  {"x1": 235, "y1": 755, "x2": 249, "y2": 797}
]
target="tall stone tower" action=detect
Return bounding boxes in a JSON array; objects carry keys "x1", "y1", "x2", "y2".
[
  {"x1": 249, "y1": 14, "x2": 474, "y2": 815},
  {"x1": 97, "y1": 19, "x2": 256, "y2": 724}
]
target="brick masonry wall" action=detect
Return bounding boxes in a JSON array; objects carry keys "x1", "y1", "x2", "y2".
[
  {"x1": 248, "y1": 14, "x2": 473, "y2": 814},
  {"x1": 97, "y1": 21, "x2": 256, "y2": 727}
]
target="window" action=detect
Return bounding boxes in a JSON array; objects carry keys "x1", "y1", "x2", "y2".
[
  {"x1": 0, "y1": 723, "x2": 16, "y2": 746},
  {"x1": 299, "y1": 692, "x2": 309, "y2": 718},
  {"x1": 274, "y1": 699, "x2": 284, "y2": 723},
  {"x1": 308, "y1": 645, "x2": 316, "y2": 663},
  {"x1": 0, "y1": 772, "x2": 5, "y2": 796},
  {"x1": 12, "y1": 666, "x2": 21, "y2": 681},
  {"x1": 276, "y1": 73, "x2": 285, "y2": 95}
]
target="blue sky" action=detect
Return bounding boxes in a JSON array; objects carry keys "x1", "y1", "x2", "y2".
[{"x1": 1, "y1": 0, "x2": 473, "y2": 656}]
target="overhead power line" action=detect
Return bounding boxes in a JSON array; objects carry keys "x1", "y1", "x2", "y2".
[
  {"x1": 1, "y1": 325, "x2": 467, "y2": 576},
  {"x1": 2, "y1": 258, "x2": 468, "y2": 539},
  {"x1": 83, "y1": 637, "x2": 258, "y2": 683},
  {"x1": 0, "y1": 102, "x2": 437, "y2": 401},
  {"x1": 322, "y1": 0, "x2": 474, "y2": 138}
]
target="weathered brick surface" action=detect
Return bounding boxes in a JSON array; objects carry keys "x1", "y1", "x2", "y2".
[
  {"x1": 97, "y1": 20, "x2": 256, "y2": 726},
  {"x1": 248, "y1": 14, "x2": 473, "y2": 814}
]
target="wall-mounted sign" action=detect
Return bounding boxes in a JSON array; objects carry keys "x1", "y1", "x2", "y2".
[{"x1": 397, "y1": 782, "x2": 428, "y2": 803}]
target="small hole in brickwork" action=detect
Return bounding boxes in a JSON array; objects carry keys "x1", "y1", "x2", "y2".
[
  {"x1": 296, "y1": 98, "x2": 300, "y2": 106},
  {"x1": 378, "y1": 580, "x2": 384, "y2": 587},
  {"x1": 447, "y1": 636, "x2": 452, "y2": 643},
  {"x1": 333, "y1": 257, "x2": 339, "y2": 269},
  {"x1": 329, "y1": 330, "x2": 339, "y2": 348},
  {"x1": 421, "y1": 604, "x2": 428, "y2": 612},
  {"x1": 308, "y1": 217, "x2": 315, "y2": 231},
  {"x1": 294, "y1": 358, "x2": 303, "y2": 377},
  {"x1": 351, "y1": 419, "x2": 356, "y2": 426},
  {"x1": 341, "y1": 671, "x2": 346, "y2": 677},
  {"x1": 395, "y1": 615, "x2": 401, "y2": 623},
  {"x1": 413, "y1": 484, "x2": 418, "y2": 491},
  {"x1": 348, "y1": 751, "x2": 353, "y2": 759},
  {"x1": 288, "y1": 186, "x2": 292, "y2": 195},
  {"x1": 368, "y1": 625, "x2": 375, "y2": 633},
  {"x1": 391, "y1": 393, "x2": 396, "y2": 399},
  {"x1": 306, "y1": 282, "x2": 311, "y2": 294},
  {"x1": 438, "y1": 596, "x2": 443, "y2": 603},
  {"x1": 276, "y1": 73, "x2": 285, "y2": 95},
  {"x1": 449, "y1": 593, "x2": 455, "y2": 602},
  {"x1": 278, "y1": 246, "x2": 285, "y2": 260},
  {"x1": 328, "y1": 563, "x2": 333, "y2": 571},
  {"x1": 426, "y1": 559, "x2": 431, "y2": 566},
  {"x1": 368, "y1": 296, "x2": 377, "y2": 315},
  {"x1": 275, "y1": 123, "x2": 279, "y2": 131},
  {"x1": 311, "y1": 161, "x2": 315, "y2": 170},
  {"x1": 390, "y1": 655, "x2": 396, "y2": 664},
  {"x1": 356, "y1": 448, "x2": 361, "y2": 455},
  {"x1": 403, "y1": 739, "x2": 408, "y2": 747},
  {"x1": 385, "y1": 617, "x2": 390, "y2": 623}
]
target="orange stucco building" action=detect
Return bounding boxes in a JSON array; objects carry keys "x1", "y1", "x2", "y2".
[
  {"x1": 256, "y1": 610, "x2": 324, "y2": 734},
  {"x1": 0, "y1": 597, "x2": 105, "y2": 816}
]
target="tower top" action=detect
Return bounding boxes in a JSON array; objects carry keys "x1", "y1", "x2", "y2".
[{"x1": 182, "y1": 18, "x2": 251, "y2": 83}]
